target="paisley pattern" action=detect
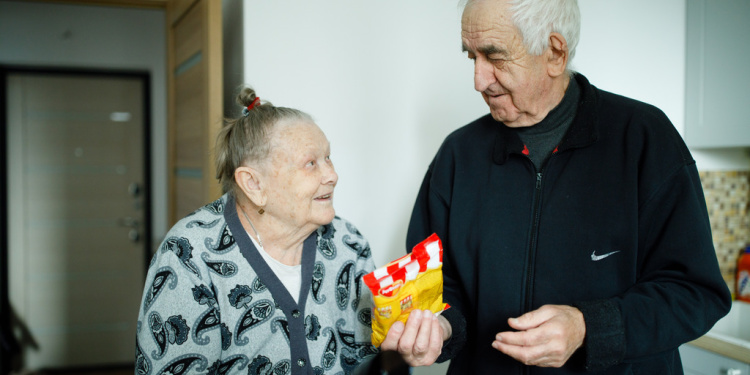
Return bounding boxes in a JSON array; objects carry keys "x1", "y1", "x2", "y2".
[
  {"x1": 192, "y1": 284, "x2": 218, "y2": 308},
  {"x1": 155, "y1": 354, "x2": 208, "y2": 375},
  {"x1": 161, "y1": 237, "x2": 200, "y2": 277},
  {"x1": 318, "y1": 223, "x2": 337, "y2": 259},
  {"x1": 219, "y1": 323, "x2": 232, "y2": 351},
  {"x1": 357, "y1": 308, "x2": 371, "y2": 328},
  {"x1": 203, "y1": 254, "x2": 238, "y2": 277},
  {"x1": 320, "y1": 328, "x2": 337, "y2": 370},
  {"x1": 351, "y1": 270, "x2": 367, "y2": 311},
  {"x1": 305, "y1": 314, "x2": 321, "y2": 341},
  {"x1": 135, "y1": 336, "x2": 151, "y2": 375},
  {"x1": 336, "y1": 262, "x2": 355, "y2": 311},
  {"x1": 252, "y1": 276, "x2": 267, "y2": 293},
  {"x1": 186, "y1": 218, "x2": 221, "y2": 229},
  {"x1": 228, "y1": 284, "x2": 254, "y2": 309},
  {"x1": 136, "y1": 195, "x2": 375, "y2": 375},
  {"x1": 205, "y1": 355, "x2": 248, "y2": 375},
  {"x1": 193, "y1": 307, "x2": 221, "y2": 345},
  {"x1": 336, "y1": 319, "x2": 378, "y2": 374},
  {"x1": 311, "y1": 261, "x2": 326, "y2": 304},
  {"x1": 142, "y1": 267, "x2": 177, "y2": 313},
  {"x1": 203, "y1": 199, "x2": 224, "y2": 215},
  {"x1": 343, "y1": 233, "x2": 371, "y2": 260},
  {"x1": 205, "y1": 224, "x2": 235, "y2": 253},
  {"x1": 235, "y1": 300, "x2": 276, "y2": 345},
  {"x1": 247, "y1": 355, "x2": 291, "y2": 375},
  {"x1": 271, "y1": 317, "x2": 291, "y2": 343},
  {"x1": 148, "y1": 312, "x2": 190, "y2": 359}
]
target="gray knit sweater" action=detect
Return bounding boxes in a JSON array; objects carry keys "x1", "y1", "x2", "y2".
[{"x1": 135, "y1": 193, "x2": 377, "y2": 375}]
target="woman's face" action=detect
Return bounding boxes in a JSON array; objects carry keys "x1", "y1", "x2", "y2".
[{"x1": 262, "y1": 120, "x2": 338, "y2": 232}]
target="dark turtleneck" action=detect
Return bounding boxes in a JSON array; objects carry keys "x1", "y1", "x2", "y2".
[{"x1": 514, "y1": 76, "x2": 580, "y2": 171}]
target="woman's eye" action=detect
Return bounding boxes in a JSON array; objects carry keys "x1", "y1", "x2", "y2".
[{"x1": 306, "y1": 160, "x2": 315, "y2": 167}]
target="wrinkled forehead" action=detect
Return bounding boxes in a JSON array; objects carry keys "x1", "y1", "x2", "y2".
[
  {"x1": 461, "y1": 0, "x2": 522, "y2": 51},
  {"x1": 462, "y1": 0, "x2": 512, "y2": 26},
  {"x1": 270, "y1": 120, "x2": 329, "y2": 152}
]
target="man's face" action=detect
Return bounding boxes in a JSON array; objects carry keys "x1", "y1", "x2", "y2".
[{"x1": 461, "y1": 0, "x2": 553, "y2": 128}]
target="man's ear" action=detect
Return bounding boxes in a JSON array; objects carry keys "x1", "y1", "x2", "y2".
[
  {"x1": 235, "y1": 166, "x2": 266, "y2": 207},
  {"x1": 546, "y1": 32, "x2": 569, "y2": 77}
]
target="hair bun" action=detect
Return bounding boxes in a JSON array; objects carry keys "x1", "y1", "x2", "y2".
[{"x1": 237, "y1": 86, "x2": 258, "y2": 108}]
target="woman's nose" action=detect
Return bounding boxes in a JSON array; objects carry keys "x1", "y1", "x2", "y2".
[
  {"x1": 474, "y1": 58, "x2": 495, "y2": 93},
  {"x1": 323, "y1": 161, "x2": 338, "y2": 185}
]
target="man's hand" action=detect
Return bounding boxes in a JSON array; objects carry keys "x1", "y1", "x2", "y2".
[
  {"x1": 492, "y1": 304, "x2": 585, "y2": 368},
  {"x1": 379, "y1": 309, "x2": 446, "y2": 367}
]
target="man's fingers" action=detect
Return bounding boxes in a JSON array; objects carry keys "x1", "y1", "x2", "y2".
[
  {"x1": 430, "y1": 315, "x2": 443, "y2": 350},
  {"x1": 412, "y1": 311, "x2": 433, "y2": 355},
  {"x1": 397, "y1": 309, "x2": 423, "y2": 353},
  {"x1": 508, "y1": 305, "x2": 555, "y2": 330},
  {"x1": 492, "y1": 339, "x2": 548, "y2": 366},
  {"x1": 380, "y1": 320, "x2": 405, "y2": 352},
  {"x1": 496, "y1": 328, "x2": 545, "y2": 347}
]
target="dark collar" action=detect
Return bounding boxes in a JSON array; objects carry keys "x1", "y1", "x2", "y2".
[
  {"x1": 224, "y1": 193, "x2": 318, "y2": 310},
  {"x1": 492, "y1": 73, "x2": 600, "y2": 165}
]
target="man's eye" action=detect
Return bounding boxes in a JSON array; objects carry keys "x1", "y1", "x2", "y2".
[{"x1": 307, "y1": 160, "x2": 315, "y2": 167}]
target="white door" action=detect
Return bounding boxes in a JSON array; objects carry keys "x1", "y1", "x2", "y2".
[{"x1": 6, "y1": 71, "x2": 147, "y2": 370}]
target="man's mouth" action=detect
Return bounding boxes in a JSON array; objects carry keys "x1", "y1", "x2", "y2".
[{"x1": 315, "y1": 193, "x2": 332, "y2": 201}]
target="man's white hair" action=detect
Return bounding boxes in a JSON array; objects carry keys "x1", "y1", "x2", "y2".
[{"x1": 462, "y1": 0, "x2": 581, "y2": 61}]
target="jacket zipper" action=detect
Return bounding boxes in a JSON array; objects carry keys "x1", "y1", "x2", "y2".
[
  {"x1": 522, "y1": 171, "x2": 543, "y2": 375},
  {"x1": 525, "y1": 172, "x2": 543, "y2": 311}
]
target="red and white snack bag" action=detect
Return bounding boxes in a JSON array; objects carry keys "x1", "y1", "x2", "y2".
[{"x1": 363, "y1": 233, "x2": 449, "y2": 347}]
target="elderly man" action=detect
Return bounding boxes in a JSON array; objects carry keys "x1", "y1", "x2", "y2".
[{"x1": 382, "y1": 0, "x2": 732, "y2": 373}]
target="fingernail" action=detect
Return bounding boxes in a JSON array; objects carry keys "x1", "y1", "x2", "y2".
[{"x1": 412, "y1": 310, "x2": 422, "y2": 319}]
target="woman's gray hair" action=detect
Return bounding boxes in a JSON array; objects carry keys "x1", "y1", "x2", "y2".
[
  {"x1": 215, "y1": 86, "x2": 313, "y2": 194},
  {"x1": 461, "y1": 0, "x2": 580, "y2": 64}
]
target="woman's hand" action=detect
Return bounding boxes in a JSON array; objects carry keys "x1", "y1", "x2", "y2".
[{"x1": 379, "y1": 309, "x2": 446, "y2": 367}]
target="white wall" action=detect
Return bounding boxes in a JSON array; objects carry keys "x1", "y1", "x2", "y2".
[
  {"x1": 242, "y1": 0, "x2": 486, "y2": 271},
  {"x1": 240, "y1": 0, "x2": 749, "y2": 272},
  {"x1": 575, "y1": 0, "x2": 750, "y2": 171},
  {"x1": 0, "y1": 1, "x2": 169, "y2": 245}
]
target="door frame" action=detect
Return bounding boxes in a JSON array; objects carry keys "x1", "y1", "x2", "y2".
[{"x1": 1, "y1": 66, "x2": 153, "y2": 371}]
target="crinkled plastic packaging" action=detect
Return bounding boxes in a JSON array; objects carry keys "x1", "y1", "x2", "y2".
[{"x1": 363, "y1": 233, "x2": 449, "y2": 347}]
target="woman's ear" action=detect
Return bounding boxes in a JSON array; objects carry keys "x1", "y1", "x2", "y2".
[
  {"x1": 546, "y1": 32, "x2": 569, "y2": 77},
  {"x1": 235, "y1": 166, "x2": 265, "y2": 207}
]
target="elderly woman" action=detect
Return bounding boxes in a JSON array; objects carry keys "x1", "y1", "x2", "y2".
[{"x1": 135, "y1": 87, "x2": 379, "y2": 374}]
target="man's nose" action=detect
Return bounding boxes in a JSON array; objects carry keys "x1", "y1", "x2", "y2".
[{"x1": 474, "y1": 58, "x2": 495, "y2": 93}]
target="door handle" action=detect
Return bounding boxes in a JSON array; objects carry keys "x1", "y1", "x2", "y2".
[{"x1": 128, "y1": 182, "x2": 141, "y2": 197}]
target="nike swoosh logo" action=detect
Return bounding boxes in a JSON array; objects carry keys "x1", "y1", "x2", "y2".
[{"x1": 591, "y1": 250, "x2": 621, "y2": 261}]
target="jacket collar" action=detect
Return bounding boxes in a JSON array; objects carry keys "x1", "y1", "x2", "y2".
[{"x1": 492, "y1": 73, "x2": 600, "y2": 165}]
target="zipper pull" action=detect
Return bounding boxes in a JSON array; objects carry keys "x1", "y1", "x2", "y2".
[{"x1": 536, "y1": 173, "x2": 542, "y2": 190}]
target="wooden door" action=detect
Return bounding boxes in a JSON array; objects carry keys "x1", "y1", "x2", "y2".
[
  {"x1": 6, "y1": 71, "x2": 149, "y2": 369},
  {"x1": 167, "y1": 0, "x2": 223, "y2": 223}
]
